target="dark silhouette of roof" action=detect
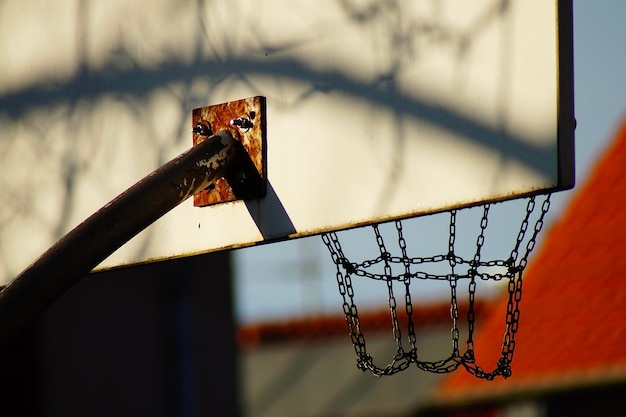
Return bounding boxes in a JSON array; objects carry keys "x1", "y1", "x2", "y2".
[{"x1": 437, "y1": 117, "x2": 626, "y2": 403}]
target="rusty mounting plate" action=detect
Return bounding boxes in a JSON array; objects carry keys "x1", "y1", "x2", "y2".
[{"x1": 192, "y1": 96, "x2": 266, "y2": 206}]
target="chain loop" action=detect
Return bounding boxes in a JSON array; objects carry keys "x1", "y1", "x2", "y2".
[{"x1": 322, "y1": 194, "x2": 551, "y2": 378}]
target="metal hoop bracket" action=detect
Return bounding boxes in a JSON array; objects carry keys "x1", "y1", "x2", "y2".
[{"x1": 192, "y1": 96, "x2": 267, "y2": 206}]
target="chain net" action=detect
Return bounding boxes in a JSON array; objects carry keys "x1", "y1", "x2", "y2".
[{"x1": 321, "y1": 194, "x2": 551, "y2": 379}]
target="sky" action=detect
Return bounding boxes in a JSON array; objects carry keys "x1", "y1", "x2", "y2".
[{"x1": 232, "y1": 1, "x2": 626, "y2": 323}]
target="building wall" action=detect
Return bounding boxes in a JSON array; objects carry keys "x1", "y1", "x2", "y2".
[{"x1": 0, "y1": 251, "x2": 238, "y2": 417}]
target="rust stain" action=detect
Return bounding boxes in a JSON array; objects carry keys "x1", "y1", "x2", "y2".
[{"x1": 192, "y1": 96, "x2": 266, "y2": 207}]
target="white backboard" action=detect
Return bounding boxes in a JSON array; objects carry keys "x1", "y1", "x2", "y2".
[{"x1": 0, "y1": 0, "x2": 573, "y2": 282}]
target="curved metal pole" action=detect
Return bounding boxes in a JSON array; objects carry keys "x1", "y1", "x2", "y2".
[{"x1": 0, "y1": 131, "x2": 241, "y2": 349}]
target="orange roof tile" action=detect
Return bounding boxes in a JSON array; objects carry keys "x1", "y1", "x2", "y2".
[{"x1": 437, "y1": 117, "x2": 626, "y2": 403}]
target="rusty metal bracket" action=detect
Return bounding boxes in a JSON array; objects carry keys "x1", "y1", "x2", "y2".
[{"x1": 192, "y1": 96, "x2": 266, "y2": 206}]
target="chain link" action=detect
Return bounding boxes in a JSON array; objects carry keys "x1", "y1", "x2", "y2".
[
  {"x1": 322, "y1": 194, "x2": 552, "y2": 378},
  {"x1": 396, "y1": 221, "x2": 417, "y2": 351}
]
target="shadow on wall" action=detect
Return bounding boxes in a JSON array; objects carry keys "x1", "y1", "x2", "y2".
[{"x1": 0, "y1": 0, "x2": 554, "y2": 281}]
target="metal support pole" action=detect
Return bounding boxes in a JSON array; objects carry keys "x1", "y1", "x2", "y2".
[{"x1": 0, "y1": 130, "x2": 244, "y2": 350}]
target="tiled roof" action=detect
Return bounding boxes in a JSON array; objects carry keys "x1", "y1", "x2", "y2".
[
  {"x1": 238, "y1": 300, "x2": 490, "y2": 348},
  {"x1": 436, "y1": 118, "x2": 626, "y2": 403}
]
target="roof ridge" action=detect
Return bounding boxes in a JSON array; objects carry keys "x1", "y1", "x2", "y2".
[{"x1": 238, "y1": 299, "x2": 493, "y2": 348}]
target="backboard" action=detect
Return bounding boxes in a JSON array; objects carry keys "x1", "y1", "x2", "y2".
[{"x1": 0, "y1": 0, "x2": 573, "y2": 281}]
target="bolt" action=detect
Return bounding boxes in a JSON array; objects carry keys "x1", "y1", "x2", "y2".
[
  {"x1": 193, "y1": 122, "x2": 213, "y2": 137},
  {"x1": 230, "y1": 117, "x2": 253, "y2": 131}
]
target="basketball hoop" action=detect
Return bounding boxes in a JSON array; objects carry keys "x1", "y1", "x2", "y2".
[{"x1": 322, "y1": 194, "x2": 551, "y2": 379}]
